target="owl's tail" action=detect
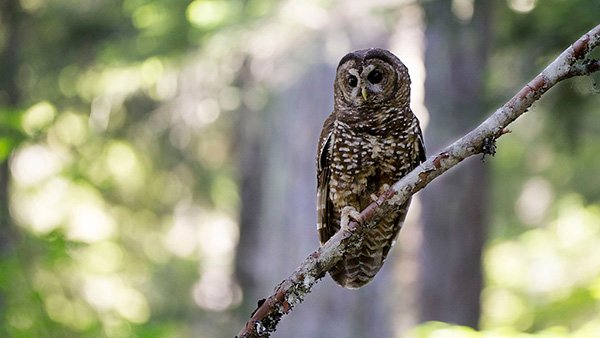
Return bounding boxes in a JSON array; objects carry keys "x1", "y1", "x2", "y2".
[{"x1": 329, "y1": 199, "x2": 411, "y2": 289}]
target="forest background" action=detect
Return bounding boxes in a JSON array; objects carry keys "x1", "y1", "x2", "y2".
[{"x1": 0, "y1": 0, "x2": 599, "y2": 337}]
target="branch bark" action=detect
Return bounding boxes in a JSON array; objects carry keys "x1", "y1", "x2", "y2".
[{"x1": 236, "y1": 23, "x2": 600, "y2": 338}]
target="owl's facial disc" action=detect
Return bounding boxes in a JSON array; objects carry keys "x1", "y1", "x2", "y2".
[
  {"x1": 343, "y1": 68, "x2": 374, "y2": 103},
  {"x1": 346, "y1": 68, "x2": 364, "y2": 103},
  {"x1": 335, "y1": 52, "x2": 405, "y2": 107},
  {"x1": 335, "y1": 48, "x2": 411, "y2": 112},
  {"x1": 358, "y1": 63, "x2": 392, "y2": 103},
  {"x1": 342, "y1": 63, "x2": 393, "y2": 105}
]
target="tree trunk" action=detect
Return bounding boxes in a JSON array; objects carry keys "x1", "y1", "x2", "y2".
[
  {"x1": 419, "y1": 0, "x2": 493, "y2": 328},
  {"x1": 234, "y1": 58, "x2": 266, "y2": 303}
]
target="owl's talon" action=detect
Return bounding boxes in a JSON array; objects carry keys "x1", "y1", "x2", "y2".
[
  {"x1": 370, "y1": 184, "x2": 390, "y2": 205},
  {"x1": 341, "y1": 206, "x2": 363, "y2": 231},
  {"x1": 378, "y1": 184, "x2": 390, "y2": 195}
]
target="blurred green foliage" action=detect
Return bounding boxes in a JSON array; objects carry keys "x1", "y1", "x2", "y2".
[
  {"x1": 0, "y1": 0, "x2": 599, "y2": 337},
  {"x1": 2, "y1": 0, "x2": 250, "y2": 337}
]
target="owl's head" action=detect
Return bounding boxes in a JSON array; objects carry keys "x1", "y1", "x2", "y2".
[{"x1": 334, "y1": 48, "x2": 410, "y2": 108}]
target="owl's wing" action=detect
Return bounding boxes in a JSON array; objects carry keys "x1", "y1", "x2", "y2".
[
  {"x1": 316, "y1": 113, "x2": 336, "y2": 244},
  {"x1": 416, "y1": 123, "x2": 426, "y2": 165}
]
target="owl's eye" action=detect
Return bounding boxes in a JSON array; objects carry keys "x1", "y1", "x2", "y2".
[
  {"x1": 368, "y1": 70, "x2": 383, "y2": 84},
  {"x1": 348, "y1": 75, "x2": 358, "y2": 87}
]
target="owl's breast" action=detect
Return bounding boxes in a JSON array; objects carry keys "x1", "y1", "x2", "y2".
[
  {"x1": 328, "y1": 120, "x2": 417, "y2": 209},
  {"x1": 368, "y1": 133, "x2": 415, "y2": 177},
  {"x1": 328, "y1": 128, "x2": 372, "y2": 207}
]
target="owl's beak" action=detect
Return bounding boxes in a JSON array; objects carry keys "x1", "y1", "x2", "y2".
[{"x1": 361, "y1": 87, "x2": 368, "y2": 101}]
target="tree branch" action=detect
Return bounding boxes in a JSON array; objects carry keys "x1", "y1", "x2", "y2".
[{"x1": 236, "y1": 23, "x2": 600, "y2": 338}]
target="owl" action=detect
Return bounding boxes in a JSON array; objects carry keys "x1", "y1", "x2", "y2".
[{"x1": 317, "y1": 48, "x2": 426, "y2": 289}]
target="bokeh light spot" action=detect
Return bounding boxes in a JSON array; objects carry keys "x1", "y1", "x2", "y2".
[
  {"x1": 132, "y1": 3, "x2": 159, "y2": 29},
  {"x1": 7, "y1": 306, "x2": 34, "y2": 330},
  {"x1": 22, "y1": 101, "x2": 56, "y2": 135},
  {"x1": 44, "y1": 293, "x2": 74, "y2": 325},
  {"x1": 165, "y1": 203, "x2": 202, "y2": 257},
  {"x1": 452, "y1": 0, "x2": 474, "y2": 22},
  {"x1": 481, "y1": 287, "x2": 533, "y2": 330},
  {"x1": 19, "y1": 0, "x2": 44, "y2": 13},
  {"x1": 192, "y1": 270, "x2": 242, "y2": 312},
  {"x1": 54, "y1": 112, "x2": 88, "y2": 146},
  {"x1": 508, "y1": 0, "x2": 537, "y2": 13},
  {"x1": 186, "y1": 0, "x2": 230, "y2": 28},
  {"x1": 141, "y1": 58, "x2": 164, "y2": 85},
  {"x1": 196, "y1": 98, "x2": 221, "y2": 126},
  {"x1": 515, "y1": 177, "x2": 554, "y2": 225},
  {"x1": 106, "y1": 141, "x2": 144, "y2": 191},
  {"x1": 80, "y1": 241, "x2": 124, "y2": 274},
  {"x1": 11, "y1": 145, "x2": 62, "y2": 186},
  {"x1": 67, "y1": 204, "x2": 115, "y2": 243}
]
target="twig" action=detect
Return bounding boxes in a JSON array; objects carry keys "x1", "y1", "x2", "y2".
[{"x1": 236, "y1": 23, "x2": 600, "y2": 338}]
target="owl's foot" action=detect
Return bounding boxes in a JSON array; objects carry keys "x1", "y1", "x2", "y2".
[
  {"x1": 370, "y1": 184, "x2": 391, "y2": 204},
  {"x1": 341, "y1": 206, "x2": 364, "y2": 231},
  {"x1": 378, "y1": 183, "x2": 391, "y2": 195}
]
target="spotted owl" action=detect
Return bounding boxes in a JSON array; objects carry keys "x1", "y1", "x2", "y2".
[{"x1": 317, "y1": 48, "x2": 426, "y2": 289}]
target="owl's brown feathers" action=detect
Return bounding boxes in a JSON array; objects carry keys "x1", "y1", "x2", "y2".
[{"x1": 317, "y1": 48, "x2": 425, "y2": 289}]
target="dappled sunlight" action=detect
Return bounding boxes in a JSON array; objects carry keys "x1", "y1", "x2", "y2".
[
  {"x1": 163, "y1": 202, "x2": 241, "y2": 312},
  {"x1": 6, "y1": 306, "x2": 35, "y2": 332},
  {"x1": 408, "y1": 320, "x2": 600, "y2": 337},
  {"x1": 132, "y1": 3, "x2": 163, "y2": 30},
  {"x1": 280, "y1": 0, "x2": 330, "y2": 30},
  {"x1": 186, "y1": 0, "x2": 232, "y2": 28},
  {"x1": 198, "y1": 212, "x2": 239, "y2": 266},
  {"x1": 76, "y1": 57, "x2": 175, "y2": 109},
  {"x1": 53, "y1": 112, "x2": 89, "y2": 146},
  {"x1": 192, "y1": 269, "x2": 242, "y2": 312},
  {"x1": 11, "y1": 144, "x2": 62, "y2": 186},
  {"x1": 81, "y1": 275, "x2": 150, "y2": 324},
  {"x1": 515, "y1": 177, "x2": 554, "y2": 225},
  {"x1": 11, "y1": 172, "x2": 116, "y2": 241},
  {"x1": 521, "y1": 230, "x2": 570, "y2": 294},
  {"x1": 106, "y1": 141, "x2": 145, "y2": 192},
  {"x1": 165, "y1": 201, "x2": 239, "y2": 268},
  {"x1": 22, "y1": 101, "x2": 57, "y2": 135},
  {"x1": 78, "y1": 242, "x2": 124, "y2": 274},
  {"x1": 452, "y1": 0, "x2": 474, "y2": 23},
  {"x1": 66, "y1": 204, "x2": 116, "y2": 243},
  {"x1": 19, "y1": 0, "x2": 45, "y2": 13},
  {"x1": 89, "y1": 97, "x2": 112, "y2": 132},
  {"x1": 10, "y1": 178, "x2": 67, "y2": 234},
  {"x1": 554, "y1": 195, "x2": 600, "y2": 250},
  {"x1": 482, "y1": 287, "x2": 534, "y2": 330},
  {"x1": 197, "y1": 98, "x2": 221, "y2": 125},
  {"x1": 483, "y1": 193, "x2": 600, "y2": 332},
  {"x1": 508, "y1": 0, "x2": 537, "y2": 13},
  {"x1": 151, "y1": 170, "x2": 194, "y2": 205},
  {"x1": 165, "y1": 205, "x2": 201, "y2": 258},
  {"x1": 407, "y1": 321, "x2": 479, "y2": 338},
  {"x1": 44, "y1": 293, "x2": 96, "y2": 331},
  {"x1": 485, "y1": 241, "x2": 527, "y2": 289},
  {"x1": 151, "y1": 69, "x2": 179, "y2": 101}
]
